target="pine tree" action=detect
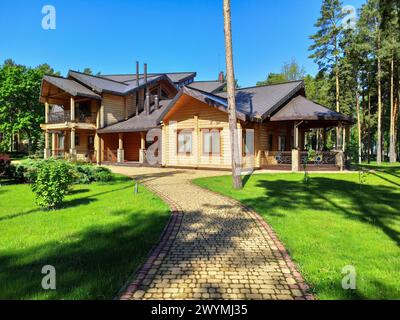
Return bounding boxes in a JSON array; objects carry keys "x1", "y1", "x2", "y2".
[{"x1": 309, "y1": 0, "x2": 346, "y2": 148}]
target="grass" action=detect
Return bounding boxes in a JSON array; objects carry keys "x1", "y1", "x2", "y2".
[
  {"x1": 0, "y1": 175, "x2": 170, "y2": 300},
  {"x1": 193, "y1": 164, "x2": 400, "y2": 300}
]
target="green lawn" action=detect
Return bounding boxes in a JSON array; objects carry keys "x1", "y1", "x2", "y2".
[
  {"x1": 193, "y1": 164, "x2": 400, "y2": 300},
  {"x1": 0, "y1": 175, "x2": 170, "y2": 300}
]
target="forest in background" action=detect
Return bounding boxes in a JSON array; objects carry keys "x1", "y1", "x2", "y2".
[{"x1": 1, "y1": 0, "x2": 399, "y2": 164}]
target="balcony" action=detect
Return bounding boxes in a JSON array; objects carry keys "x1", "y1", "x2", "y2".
[{"x1": 48, "y1": 111, "x2": 97, "y2": 124}]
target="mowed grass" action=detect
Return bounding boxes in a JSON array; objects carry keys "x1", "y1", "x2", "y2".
[
  {"x1": 193, "y1": 164, "x2": 400, "y2": 300},
  {"x1": 0, "y1": 175, "x2": 170, "y2": 300}
]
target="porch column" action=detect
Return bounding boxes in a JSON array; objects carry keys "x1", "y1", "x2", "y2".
[
  {"x1": 117, "y1": 133, "x2": 124, "y2": 163},
  {"x1": 139, "y1": 132, "x2": 146, "y2": 163},
  {"x1": 292, "y1": 122, "x2": 300, "y2": 172},
  {"x1": 45, "y1": 101, "x2": 50, "y2": 124},
  {"x1": 70, "y1": 97, "x2": 75, "y2": 122},
  {"x1": 70, "y1": 128, "x2": 77, "y2": 161},
  {"x1": 44, "y1": 130, "x2": 51, "y2": 159},
  {"x1": 51, "y1": 132, "x2": 57, "y2": 157},
  {"x1": 96, "y1": 134, "x2": 101, "y2": 165}
]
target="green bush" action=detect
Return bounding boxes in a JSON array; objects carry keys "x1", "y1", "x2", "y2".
[
  {"x1": 94, "y1": 169, "x2": 113, "y2": 182},
  {"x1": 0, "y1": 154, "x2": 11, "y2": 178},
  {"x1": 31, "y1": 159, "x2": 75, "y2": 208},
  {"x1": 74, "y1": 164, "x2": 113, "y2": 184}
]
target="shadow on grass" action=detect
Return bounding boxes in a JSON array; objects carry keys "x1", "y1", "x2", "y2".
[
  {"x1": 0, "y1": 209, "x2": 169, "y2": 300},
  {"x1": 245, "y1": 177, "x2": 400, "y2": 246},
  {"x1": 61, "y1": 185, "x2": 132, "y2": 209}
]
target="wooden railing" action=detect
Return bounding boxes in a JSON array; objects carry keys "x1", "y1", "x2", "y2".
[
  {"x1": 47, "y1": 111, "x2": 96, "y2": 124},
  {"x1": 272, "y1": 151, "x2": 338, "y2": 166}
]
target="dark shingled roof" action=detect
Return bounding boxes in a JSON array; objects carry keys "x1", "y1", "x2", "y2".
[
  {"x1": 102, "y1": 72, "x2": 196, "y2": 84},
  {"x1": 158, "y1": 80, "x2": 352, "y2": 124},
  {"x1": 188, "y1": 81, "x2": 226, "y2": 93},
  {"x1": 98, "y1": 100, "x2": 173, "y2": 133},
  {"x1": 270, "y1": 95, "x2": 353, "y2": 123},
  {"x1": 42, "y1": 75, "x2": 101, "y2": 100},
  {"x1": 215, "y1": 81, "x2": 304, "y2": 119},
  {"x1": 68, "y1": 71, "x2": 175, "y2": 96}
]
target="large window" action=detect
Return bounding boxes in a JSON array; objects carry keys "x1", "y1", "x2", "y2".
[
  {"x1": 278, "y1": 135, "x2": 286, "y2": 151},
  {"x1": 242, "y1": 130, "x2": 254, "y2": 156},
  {"x1": 203, "y1": 129, "x2": 221, "y2": 156},
  {"x1": 177, "y1": 130, "x2": 192, "y2": 155}
]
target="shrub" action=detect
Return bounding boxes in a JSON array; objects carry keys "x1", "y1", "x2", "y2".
[
  {"x1": 0, "y1": 154, "x2": 11, "y2": 178},
  {"x1": 31, "y1": 159, "x2": 75, "y2": 208},
  {"x1": 94, "y1": 167, "x2": 113, "y2": 182},
  {"x1": 73, "y1": 164, "x2": 113, "y2": 184}
]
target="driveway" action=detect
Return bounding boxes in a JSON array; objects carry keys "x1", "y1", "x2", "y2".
[{"x1": 108, "y1": 166, "x2": 313, "y2": 300}]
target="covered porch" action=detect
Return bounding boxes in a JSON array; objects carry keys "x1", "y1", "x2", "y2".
[
  {"x1": 100, "y1": 131, "x2": 148, "y2": 164},
  {"x1": 44, "y1": 128, "x2": 98, "y2": 162},
  {"x1": 261, "y1": 95, "x2": 354, "y2": 171}
]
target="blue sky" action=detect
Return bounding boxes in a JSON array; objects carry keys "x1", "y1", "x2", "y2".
[{"x1": 0, "y1": 0, "x2": 366, "y2": 87}]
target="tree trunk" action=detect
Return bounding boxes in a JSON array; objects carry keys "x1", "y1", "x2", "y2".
[
  {"x1": 389, "y1": 55, "x2": 396, "y2": 163},
  {"x1": 335, "y1": 61, "x2": 341, "y2": 149},
  {"x1": 356, "y1": 88, "x2": 362, "y2": 164},
  {"x1": 367, "y1": 86, "x2": 372, "y2": 164},
  {"x1": 223, "y1": 0, "x2": 242, "y2": 189},
  {"x1": 377, "y1": 33, "x2": 383, "y2": 164}
]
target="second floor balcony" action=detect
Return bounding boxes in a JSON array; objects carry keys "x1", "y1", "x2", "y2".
[{"x1": 48, "y1": 110, "x2": 97, "y2": 125}]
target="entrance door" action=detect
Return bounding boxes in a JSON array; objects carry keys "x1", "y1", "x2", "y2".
[{"x1": 87, "y1": 135, "x2": 95, "y2": 162}]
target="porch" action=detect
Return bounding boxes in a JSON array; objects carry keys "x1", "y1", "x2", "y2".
[
  {"x1": 100, "y1": 131, "x2": 149, "y2": 164},
  {"x1": 44, "y1": 128, "x2": 98, "y2": 163}
]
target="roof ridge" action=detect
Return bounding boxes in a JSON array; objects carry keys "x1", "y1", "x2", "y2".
[
  {"x1": 68, "y1": 70, "x2": 129, "y2": 86},
  {"x1": 237, "y1": 80, "x2": 304, "y2": 91},
  {"x1": 102, "y1": 71, "x2": 196, "y2": 76},
  {"x1": 190, "y1": 80, "x2": 224, "y2": 83}
]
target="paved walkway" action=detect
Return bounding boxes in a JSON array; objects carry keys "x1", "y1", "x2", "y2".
[{"x1": 109, "y1": 166, "x2": 313, "y2": 300}]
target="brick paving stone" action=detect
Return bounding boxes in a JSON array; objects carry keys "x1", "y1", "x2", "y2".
[{"x1": 110, "y1": 167, "x2": 314, "y2": 301}]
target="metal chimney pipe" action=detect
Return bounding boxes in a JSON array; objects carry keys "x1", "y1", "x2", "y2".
[
  {"x1": 144, "y1": 63, "x2": 149, "y2": 115},
  {"x1": 144, "y1": 63, "x2": 148, "y2": 85},
  {"x1": 155, "y1": 95, "x2": 159, "y2": 110},
  {"x1": 136, "y1": 61, "x2": 139, "y2": 87}
]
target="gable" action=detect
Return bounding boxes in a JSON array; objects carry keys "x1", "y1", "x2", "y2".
[{"x1": 163, "y1": 94, "x2": 229, "y2": 127}]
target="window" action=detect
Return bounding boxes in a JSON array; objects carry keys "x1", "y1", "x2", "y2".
[
  {"x1": 278, "y1": 135, "x2": 286, "y2": 151},
  {"x1": 242, "y1": 130, "x2": 254, "y2": 156},
  {"x1": 203, "y1": 129, "x2": 221, "y2": 156},
  {"x1": 268, "y1": 134, "x2": 273, "y2": 151},
  {"x1": 177, "y1": 130, "x2": 192, "y2": 155},
  {"x1": 75, "y1": 135, "x2": 80, "y2": 146},
  {"x1": 58, "y1": 133, "x2": 65, "y2": 150}
]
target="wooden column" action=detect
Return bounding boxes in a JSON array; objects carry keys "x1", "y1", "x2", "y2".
[
  {"x1": 292, "y1": 122, "x2": 300, "y2": 172},
  {"x1": 294, "y1": 122, "x2": 299, "y2": 150},
  {"x1": 139, "y1": 132, "x2": 146, "y2": 163},
  {"x1": 95, "y1": 134, "x2": 101, "y2": 165},
  {"x1": 117, "y1": 133, "x2": 124, "y2": 163},
  {"x1": 99, "y1": 104, "x2": 105, "y2": 128},
  {"x1": 70, "y1": 128, "x2": 76, "y2": 160},
  {"x1": 45, "y1": 101, "x2": 50, "y2": 124},
  {"x1": 70, "y1": 97, "x2": 75, "y2": 122},
  {"x1": 44, "y1": 130, "x2": 50, "y2": 159},
  {"x1": 52, "y1": 132, "x2": 57, "y2": 157}
]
